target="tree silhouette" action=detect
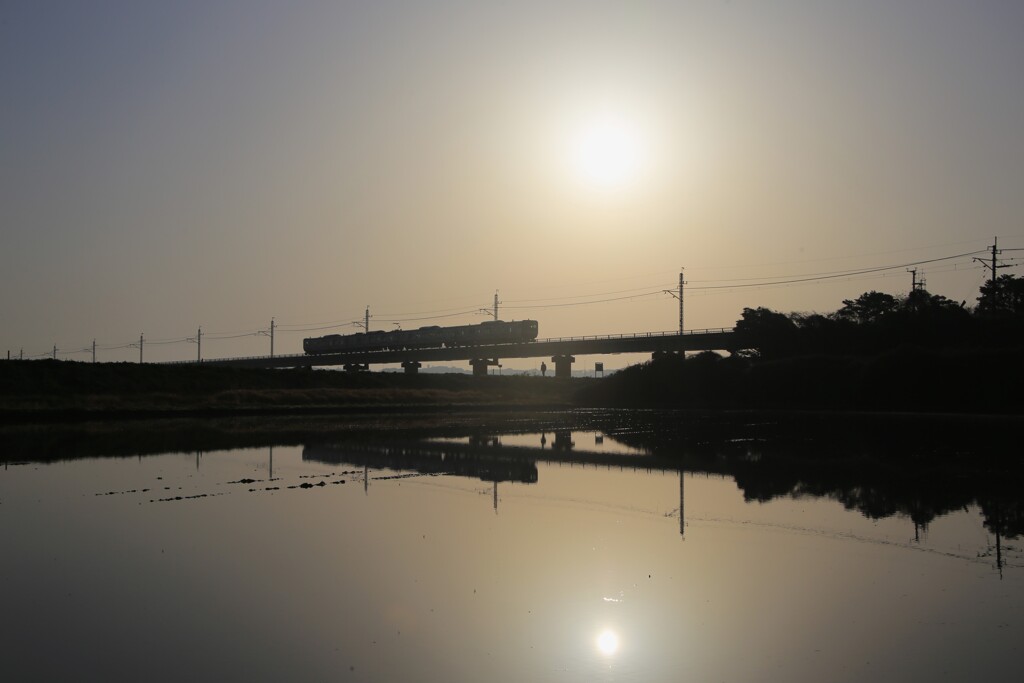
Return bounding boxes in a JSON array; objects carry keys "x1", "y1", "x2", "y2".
[
  {"x1": 977, "y1": 274, "x2": 1024, "y2": 316},
  {"x1": 903, "y1": 289, "x2": 967, "y2": 318},
  {"x1": 735, "y1": 307, "x2": 797, "y2": 357},
  {"x1": 836, "y1": 291, "x2": 900, "y2": 324}
]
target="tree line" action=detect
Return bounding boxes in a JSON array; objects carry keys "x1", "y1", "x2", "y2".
[
  {"x1": 583, "y1": 275, "x2": 1024, "y2": 412},
  {"x1": 735, "y1": 273, "x2": 1024, "y2": 358}
]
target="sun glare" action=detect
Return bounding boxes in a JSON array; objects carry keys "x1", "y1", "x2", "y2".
[
  {"x1": 596, "y1": 629, "x2": 620, "y2": 656},
  {"x1": 569, "y1": 114, "x2": 647, "y2": 190}
]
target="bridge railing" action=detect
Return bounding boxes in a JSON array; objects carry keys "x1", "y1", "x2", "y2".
[
  {"x1": 534, "y1": 328, "x2": 733, "y2": 343},
  {"x1": 162, "y1": 328, "x2": 736, "y2": 365},
  {"x1": 163, "y1": 353, "x2": 308, "y2": 366}
]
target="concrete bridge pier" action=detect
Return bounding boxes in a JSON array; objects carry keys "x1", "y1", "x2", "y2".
[
  {"x1": 401, "y1": 361, "x2": 422, "y2": 375},
  {"x1": 469, "y1": 358, "x2": 500, "y2": 377},
  {"x1": 551, "y1": 354, "x2": 575, "y2": 379}
]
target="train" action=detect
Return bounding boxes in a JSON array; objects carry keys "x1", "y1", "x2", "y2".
[{"x1": 302, "y1": 319, "x2": 539, "y2": 355}]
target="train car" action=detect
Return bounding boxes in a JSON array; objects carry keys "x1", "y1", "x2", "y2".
[{"x1": 302, "y1": 319, "x2": 539, "y2": 355}]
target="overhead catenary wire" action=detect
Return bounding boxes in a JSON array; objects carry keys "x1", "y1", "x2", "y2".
[
  {"x1": 239, "y1": 249, "x2": 995, "y2": 330},
  {"x1": 504, "y1": 282, "x2": 678, "y2": 304},
  {"x1": 145, "y1": 338, "x2": 191, "y2": 346},
  {"x1": 684, "y1": 266, "x2": 987, "y2": 299},
  {"x1": 686, "y1": 238, "x2": 988, "y2": 272},
  {"x1": 278, "y1": 307, "x2": 489, "y2": 331},
  {"x1": 203, "y1": 331, "x2": 264, "y2": 340},
  {"x1": 279, "y1": 252, "x2": 987, "y2": 327},
  {"x1": 14, "y1": 244, "x2": 1014, "y2": 358},
  {"x1": 279, "y1": 257, "x2": 979, "y2": 327},
  {"x1": 683, "y1": 250, "x2": 985, "y2": 291},
  {"x1": 504, "y1": 289, "x2": 668, "y2": 310}
]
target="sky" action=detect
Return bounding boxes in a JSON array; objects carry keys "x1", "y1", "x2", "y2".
[{"x1": 2, "y1": 0, "x2": 1023, "y2": 367}]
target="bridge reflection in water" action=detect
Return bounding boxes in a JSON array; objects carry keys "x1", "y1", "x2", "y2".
[
  {"x1": 303, "y1": 429, "x2": 690, "y2": 534},
  {"x1": 298, "y1": 415, "x2": 1024, "y2": 569},
  {"x1": 3, "y1": 411, "x2": 1017, "y2": 570}
]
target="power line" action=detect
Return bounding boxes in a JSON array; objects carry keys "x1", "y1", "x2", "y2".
[
  {"x1": 685, "y1": 250, "x2": 984, "y2": 291},
  {"x1": 373, "y1": 308, "x2": 485, "y2": 324},
  {"x1": 504, "y1": 289, "x2": 667, "y2": 310},
  {"x1": 275, "y1": 321, "x2": 357, "y2": 333},
  {"x1": 145, "y1": 338, "x2": 190, "y2": 346},
  {"x1": 247, "y1": 247, "x2": 1002, "y2": 331},
  {"x1": 203, "y1": 331, "x2": 261, "y2": 340},
  {"x1": 276, "y1": 314, "x2": 366, "y2": 330},
  {"x1": 13, "y1": 245, "x2": 1014, "y2": 359},
  {"x1": 504, "y1": 281, "x2": 677, "y2": 304},
  {"x1": 685, "y1": 268, "x2": 982, "y2": 298},
  {"x1": 684, "y1": 238, "x2": 989, "y2": 273}
]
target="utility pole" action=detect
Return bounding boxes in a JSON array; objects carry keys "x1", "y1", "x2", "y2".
[
  {"x1": 129, "y1": 335, "x2": 144, "y2": 363},
  {"x1": 973, "y1": 237, "x2": 1003, "y2": 289},
  {"x1": 478, "y1": 291, "x2": 501, "y2": 321},
  {"x1": 494, "y1": 290, "x2": 500, "y2": 321},
  {"x1": 257, "y1": 318, "x2": 276, "y2": 356},
  {"x1": 663, "y1": 269, "x2": 685, "y2": 334},
  {"x1": 188, "y1": 327, "x2": 202, "y2": 363},
  {"x1": 679, "y1": 270, "x2": 685, "y2": 333},
  {"x1": 992, "y1": 237, "x2": 999, "y2": 287},
  {"x1": 352, "y1": 307, "x2": 372, "y2": 333},
  {"x1": 53, "y1": 345, "x2": 57, "y2": 360},
  {"x1": 907, "y1": 268, "x2": 926, "y2": 292},
  {"x1": 92, "y1": 339, "x2": 96, "y2": 363}
]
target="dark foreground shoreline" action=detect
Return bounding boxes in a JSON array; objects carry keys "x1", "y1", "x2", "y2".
[
  {"x1": 4, "y1": 350, "x2": 1023, "y2": 421},
  {"x1": 0, "y1": 359, "x2": 583, "y2": 421}
]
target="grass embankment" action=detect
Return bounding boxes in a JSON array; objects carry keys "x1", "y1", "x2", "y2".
[{"x1": 0, "y1": 360, "x2": 581, "y2": 419}]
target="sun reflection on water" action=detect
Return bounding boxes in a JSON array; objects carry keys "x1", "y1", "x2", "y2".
[{"x1": 596, "y1": 629, "x2": 620, "y2": 656}]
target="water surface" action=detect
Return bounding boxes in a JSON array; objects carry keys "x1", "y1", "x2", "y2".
[{"x1": 1, "y1": 412, "x2": 1021, "y2": 681}]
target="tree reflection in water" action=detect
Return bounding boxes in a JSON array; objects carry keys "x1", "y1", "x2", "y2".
[{"x1": 3, "y1": 410, "x2": 1021, "y2": 543}]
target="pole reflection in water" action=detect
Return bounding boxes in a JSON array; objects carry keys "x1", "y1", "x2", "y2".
[
  {"x1": 0, "y1": 412, "x2": 1021, "y2": 682},
  {"x1": 679, "y1": 467, "x2": 685, "y2": 539}
]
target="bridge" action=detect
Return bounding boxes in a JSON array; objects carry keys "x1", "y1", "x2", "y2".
[{"x1": 184, "y1": 328, "x2": 742, "y2": 377}]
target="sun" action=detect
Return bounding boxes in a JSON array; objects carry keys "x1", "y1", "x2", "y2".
[{"x1": 569, "y1": 114, "x2": 647, "y2": 190}]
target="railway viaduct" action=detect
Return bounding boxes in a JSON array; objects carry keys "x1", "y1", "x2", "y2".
[{"x1": 189, "y1": 328, "x2": 744, "y2": 377}]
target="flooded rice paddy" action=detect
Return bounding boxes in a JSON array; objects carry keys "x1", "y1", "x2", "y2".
[{"x1": 1, "y1": 411, "x2": 1022, "y2": 681}]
